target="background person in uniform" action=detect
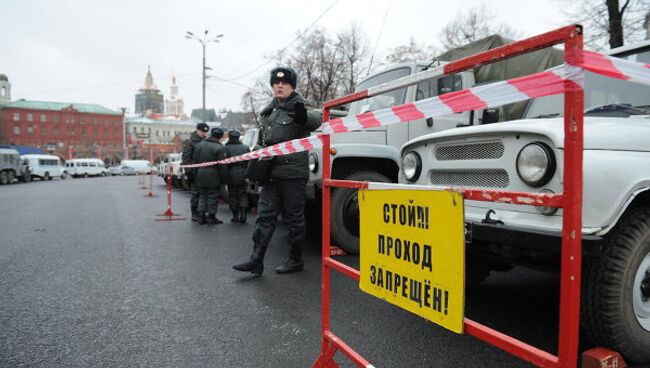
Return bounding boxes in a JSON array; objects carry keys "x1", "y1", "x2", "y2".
[
  {"x1": 233, "y1": 66, "x2": 321, "y2": 275},
  {"x1": 224, "y1": 129, "x2": 250, "y2": 224},
  {"x1": 182, "y1": 122, "x2": 209, "y2": 222},
  {"x1": 193, "y1": 127, "x2": 228, "y2": 225}
]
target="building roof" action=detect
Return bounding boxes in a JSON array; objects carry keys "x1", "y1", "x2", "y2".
[
  {"x1": 0, "y1": 99, "x2": 122, "y2": 115},
  {"x1": 0, "y1": 74, "x2": 8, "y2": 82}
]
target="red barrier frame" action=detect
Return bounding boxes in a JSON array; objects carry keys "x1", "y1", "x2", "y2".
[{"x1": 313, "y1": 24, "x2": 584, "y2": 367}]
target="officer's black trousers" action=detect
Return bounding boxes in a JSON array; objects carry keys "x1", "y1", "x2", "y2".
[
  {"x1": 252, "y1": 178, "x2": 307, "y2": 259},
  {"x1": 228, "y1": 184, "x2": 249, "y2": 211},
  {"x1": 189, "y1": 180, "x2": 200, "y2": 210}
]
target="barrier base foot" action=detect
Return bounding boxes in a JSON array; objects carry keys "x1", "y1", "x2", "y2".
[
  {"x1": 312, "y1": 354, "x2": 340, "y2": 368},
  {"x1": 582, "y1": 348, "x2": 627, "y2": 368},
  {"x1": 155, "y1": 216, "x2": 187, "y2": 221},
  {"x1": 144, "y1": 192, "x2": 158, "y2": 197},
  {"x1": 157, "y1": 209, "x2": 181, "y2": 217}
]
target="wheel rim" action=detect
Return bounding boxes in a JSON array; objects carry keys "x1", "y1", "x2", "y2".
[
  {"x1": 633, "y1": 251, "x2": 650, "y2": 331},
  {"x1": 342, "y1": 191, "x2": 360, "y2": 236}
]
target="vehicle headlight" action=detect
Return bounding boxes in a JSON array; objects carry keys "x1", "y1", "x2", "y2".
[
  {"x1": 401, "y1": 151, "x2": 422, "y2": 182},
  {"x1": 516, "y1": 142, "x2": 555, "y2": 187},
  {"x1": 308, "y1": 153, "x2": 318, "y2": 173}
]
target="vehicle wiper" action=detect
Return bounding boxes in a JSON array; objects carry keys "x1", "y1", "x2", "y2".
[
  {"x1": 585, "y1": 103, "x2": 650, "y2": 115},
  {"x1": 532, "y1": 113, "x2": 560, "y2": 118}
]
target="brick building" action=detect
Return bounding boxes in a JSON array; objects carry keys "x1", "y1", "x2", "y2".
[{"x1": 0, "y1": 99, "x2": 124, "y2": 161}]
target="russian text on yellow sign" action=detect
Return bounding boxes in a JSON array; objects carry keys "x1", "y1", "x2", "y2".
[{"x1": 359, "y1": 189, "x2": 465, "y2": 334}]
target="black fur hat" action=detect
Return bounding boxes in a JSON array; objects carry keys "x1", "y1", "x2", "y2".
[
  {"x1": 228, "y1": 129, "x2": 241, "y2": 138},
  {"x1": 196, "y1": 122, "x2": 209, "y2": 132},
  {"x1": 270, "y1": 67, "x2": 297, "y2": 89},
  {"x1": 210, "y1": 127, "x2": 224, "y2": 139}
]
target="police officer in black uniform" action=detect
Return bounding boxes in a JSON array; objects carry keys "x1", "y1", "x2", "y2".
[
  {"x1": 182, "y1": 122, "x2": 209, "y2": 222},
  {"x1": 224, "y1": 129, "x2": 250, "y2": 223},
  {"x1": 233, "y1": 66, "x2": 321, "y2": 275},
  {"x1": 193, "y1": 127, "x2": 228, "y2": 225}
]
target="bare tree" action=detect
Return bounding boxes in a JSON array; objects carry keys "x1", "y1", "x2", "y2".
[
  {"x1": 382, "y1": 37, "x2": 439, "y2": 65},
  {"x1": 439, "y1": 5, "x2": 521, "y2": 49},
  {"x1": 564, "y1": 0, "x2": 650, "y2": 49},
  {"x1": 336, "y1": 22, "x2": 370, "y2": 95}
]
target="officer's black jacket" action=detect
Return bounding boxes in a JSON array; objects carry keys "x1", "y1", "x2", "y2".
[
  {"x1": 225, "y1": 139, "x2": 250, "y2": 186},
  {"x1": 193, "y1": 136, "x2": 228, "y2": 188},
  {"x1": 258, "y1": 92, "x2": 321, "y2": 180},
  {"x1": 182, "y1": 131, "x2": 203, "y2": 165}
]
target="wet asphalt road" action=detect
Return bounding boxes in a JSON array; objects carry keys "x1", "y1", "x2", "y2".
[{"x1": 0, "y1": 175, "x2": 594, "y2": 367}]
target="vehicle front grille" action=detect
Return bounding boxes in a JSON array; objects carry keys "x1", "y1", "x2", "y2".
[
  {"x1": 430, "y1": 169, "x2": 509, "y2": 188},
  {"x1": 435, "y1": 141, "x2": 504, "y2": 161}
]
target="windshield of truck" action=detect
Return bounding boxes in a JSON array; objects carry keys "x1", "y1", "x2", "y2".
[
  {"x1": 524, "y1": 70, "x2": 650, "y2": 118},
  {"x1": 348, "y1": 67, "x2": 411, "y2": 116}
]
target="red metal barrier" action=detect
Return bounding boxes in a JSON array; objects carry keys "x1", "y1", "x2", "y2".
[
  {"x1": 313, "y1": 24, "x2": 591, "y2": 368},
  {"x1": 156, "y1": 165, "x2": 186, "y2": 221}
]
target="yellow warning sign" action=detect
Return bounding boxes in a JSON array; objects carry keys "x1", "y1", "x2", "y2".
[{"x1": 358, "y1": 189, "x2": 465, "y2": 333}]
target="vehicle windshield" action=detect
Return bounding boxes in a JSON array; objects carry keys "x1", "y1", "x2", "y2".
[
  {"x1": 348, "y1": 67, "x2": 411, "y2": 115},
  {"x1": 525, "y1": 49, "x2": 650, "y2": 119},
  {"x1": 525, "y1": 71, "x2": 650, "y2": 118}
]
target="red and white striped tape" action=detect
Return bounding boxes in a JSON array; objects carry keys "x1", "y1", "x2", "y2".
[
  {"x1": 580, "y1": 50, "x2": 650, "y2": 87},
  {"x1": 181, "y1": 50, "x2": 649, "y2": 169}
]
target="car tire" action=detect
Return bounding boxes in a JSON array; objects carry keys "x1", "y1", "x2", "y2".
[
  {"x1": 581, "y1": 206, "x2": 650, "y2": 364},
  {"x1": 44, "y1": 172, "x2": 50, "y2": 181},
  {"x1": 330, "y1": 170, "x2": 391, "y2": 254},
  {"x1": 21, "y1": 172, "x2": 32, "y2": 182},
  {"x1": 84, "y1": 172, "x2": 88, "y2": 178},
  {"x1": 0, "y1": 171, "x2": 8, "y2": 185},
  {"x1": 7, "y1": 171, "x2": 15, "y2": 183}
]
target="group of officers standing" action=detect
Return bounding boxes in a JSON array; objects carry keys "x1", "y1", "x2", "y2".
[{"x1": 181, "y1": 66, "x2": 321, "y2": 275}]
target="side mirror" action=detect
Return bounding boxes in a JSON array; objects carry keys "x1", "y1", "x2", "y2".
[{"x1": 481, "y1": 108, "x2": 500, "y2": 124}]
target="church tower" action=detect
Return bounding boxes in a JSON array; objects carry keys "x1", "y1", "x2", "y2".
[
  {"x1": 165, "y1": 75, "x2": 185, "y2": 117},
  {"x1": 134, "y1": 66, "x2": 164, "y2": 115},
  {"x1": 0, "y1": 74, "x2": 11, "y2": 103}
]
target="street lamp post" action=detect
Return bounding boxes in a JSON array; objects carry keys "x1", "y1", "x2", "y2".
[{"x1": 185, "y1": 30, "x2": 223, "y2": 122}]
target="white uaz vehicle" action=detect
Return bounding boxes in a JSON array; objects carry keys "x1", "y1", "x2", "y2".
[
  {"x1": 398, "y1": 41, "x2": 650, "y2": 363},
  {"x1": 308, "y1": 36, "x2": 562, "y2": 254},
  {"x1": 21, "y1": 154, "x2": 64, "y2": 180}
]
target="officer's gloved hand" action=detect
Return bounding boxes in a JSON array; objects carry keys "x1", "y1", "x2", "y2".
[{"x1": 294, "y1": 101, "x2": 307, "y2": 125}]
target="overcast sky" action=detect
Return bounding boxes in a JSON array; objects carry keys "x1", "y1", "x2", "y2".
[{"x1": 1, "y1": 0, "x2": 572, "y2": 114}]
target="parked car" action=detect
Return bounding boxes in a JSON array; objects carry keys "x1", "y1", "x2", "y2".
[
  {"x1": 108, "y1": 165, "x2": 122, "y2": 176},
  {"x1": 64, "y1": 158, "x2": 107, "y2": 178},
  {"x1": 120, "y1": 159, "x2": 154, "y2": 174},
  {"x1": 120, "y1": 165, "x2": 136, "y2": 175},
  {"x1": 0, "y1": 148, "x2": 31, "y2": 184},
  {"x1": 398, "y1": 41, "x2": 650, "y2": 363},
  {"x1": 21, "y1": 154, "x2": 64, "y2": 180}
]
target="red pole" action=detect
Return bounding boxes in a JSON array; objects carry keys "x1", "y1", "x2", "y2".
[
  {"x1": 156, "y1": 164, "x2": 186, "y2": 220},
  {"x1": 557, "y1": 27, "x2": 584, "y2": 368},
  {"x1": 145, "y1": 147, "x2": 156, "y2": 197}
]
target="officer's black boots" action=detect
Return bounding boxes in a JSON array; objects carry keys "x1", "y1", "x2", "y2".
[
  {"x1": 230, "y1": 210, "x2": 239, "y2": 223},
  {"x1": 207, "y1": 213, "x2": 223, "y2": 225},
  {"x1": 198, "y1": 213, "x2": 207, "y2": 225},
  {"x1": 239, "y1": 208, "x2": 247, "y2": 224},
  {"x1": 233, "y1": 244, "x2": 266, "y2": 275},
  {"x1": 275, "y1": 257, "x2": 304, "y2": 274},
  {"x1": 191, "y1": 205, "x2": 200, "y2": 222}
]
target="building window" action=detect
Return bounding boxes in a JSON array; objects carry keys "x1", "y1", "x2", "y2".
[
  {"x1": 53, "y1": 115, "x2": 59, "y2": 123},
  {"x1": 13, "y1": 126, "x2": 20, "y2": 135},
  {"x1": 156, "y1": 130, "x2": 159, "y2": 137},
  {"x1": 41, "y1": 127, "x2": 47, "y2": 136},
  {"x1": 27, "y1": 126, "x2": 34, "y2": 135},
  {"x1": 81, "y1": 128, "x2": 86, "y2": 136},
  {"x1": 80, "y1": 117, "x2": 85, "y2": 125},
  {"x1": 53, "y1": 128, "x2": 60, "y2": 136},
  {"x1": 93, "y1": 127, "x2": 98, "y2": 136},
  {"x1": 141, "y1": 127, "x2": 145, "y2": 133},
  {"x1": 133, "y1": 127, "x2": 137, "y2": 133},
  {"x1": 40, "y1": 114, "x2": 47, "y2": 123},
  {"x1": 13, "y1": 112, "x2": 20, "y2": 121},
  {"x1": 27, "y1": 113, "x2": 33, "y2": 122}
]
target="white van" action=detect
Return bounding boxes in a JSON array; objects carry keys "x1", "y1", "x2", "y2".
[
  {"x1": 120, "y1": 160, "x2": 153, "y2": 174},
  {"x1": 21, "y1": 154, "x2": 64, "y2": 180},
  {"x1": 64, "y1": 158, "x2": 107, "y2": 178}
]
